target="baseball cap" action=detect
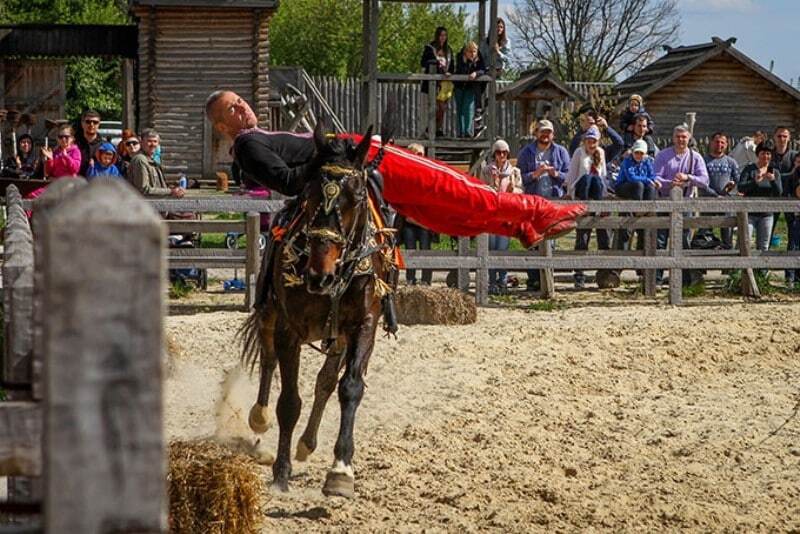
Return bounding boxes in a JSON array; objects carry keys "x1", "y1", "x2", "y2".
[
  {"x1": 535, "y1": 119, "x2": 554, "y2": 133},
  {"x1": 631, "y1": 139, "x2": 648, "y2": 154},
  {"x1": 583, "y1": 126, "x2": 601, "y2": 140}
]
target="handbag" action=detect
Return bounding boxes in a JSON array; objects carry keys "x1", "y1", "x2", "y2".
[{"x1": 436, "y1": 80, "x2": 454, "y2": 102}]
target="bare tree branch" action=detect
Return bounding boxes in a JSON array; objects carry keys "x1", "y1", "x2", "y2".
[{"x1": 508, "y1": 0, "x2": 680, "y2": 82}]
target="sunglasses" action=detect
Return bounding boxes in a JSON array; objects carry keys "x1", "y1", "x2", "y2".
[
  {"x1": 83, "y1": 119, "x2": 100, "y2": 125},
  {"x1": 58, "y1": 134, "x2": 72, "y2": 139},
  {"x1": 126, "y1": 140, "x2": 140, "y2": 146}
]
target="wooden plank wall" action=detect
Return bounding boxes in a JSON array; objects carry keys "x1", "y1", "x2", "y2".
[
  {"x1": 135, "y1": 7, "x2": 273, "y2": 179},
  {"x1": 645, "y1": 52, "x2": 800, "y2": 139}
]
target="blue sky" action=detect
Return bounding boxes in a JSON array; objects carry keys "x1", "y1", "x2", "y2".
[{"x1": 461, "y1": 0, "x2": 800, "y2": 86}]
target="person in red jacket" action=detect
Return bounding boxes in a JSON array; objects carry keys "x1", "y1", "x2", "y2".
[
  {"x1": 205, "y1": 90, "x2": 585, "y2": 247},
  {"x1": 42, "y1": 125, "x2": 82, "y2": 178}
]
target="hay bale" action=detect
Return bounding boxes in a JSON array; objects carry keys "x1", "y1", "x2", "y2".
[
  {"x1": 394, "y1": 286, "x2": 477, "y2": 325},
  {"x1": 169, "y1": 440, "x2": 265, "y2": 534}
]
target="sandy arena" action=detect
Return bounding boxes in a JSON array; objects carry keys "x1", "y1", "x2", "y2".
[{"x1": 165, "y1": 300, "x2": 800, "y2": 532}]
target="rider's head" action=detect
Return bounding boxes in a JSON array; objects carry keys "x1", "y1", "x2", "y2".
[{"x1": 205, "y1": 90, "x2": 258, "y2": 139}]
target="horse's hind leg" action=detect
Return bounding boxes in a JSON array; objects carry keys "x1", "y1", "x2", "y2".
[
  {"x1": 248, "y1": 312, "x2": 277, "y2": 434},
  {"x1": 296, "y1": 345, "x2": 346, "y2": 461},
  {"x1": 272, "y1": 332, "x2": 302, "y2": 492}
]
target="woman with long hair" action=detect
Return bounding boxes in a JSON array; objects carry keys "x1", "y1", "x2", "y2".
[{"x1": 420, "y1": 26, "x2": 454, "y2": 137}]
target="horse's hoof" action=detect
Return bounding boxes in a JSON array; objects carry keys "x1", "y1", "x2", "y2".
[
  {"x1": 248, "y1": 403, "x2": 271, "y2": 434},
  {"x1": 295, "y1": 440, "x2": 314, "y2": 462},
  {"x1": 271, "y1": 480, "x2": 289, "y2": 493},
  {"x1": 322, "y1": 471, "x2": 355, "y2": 499}
]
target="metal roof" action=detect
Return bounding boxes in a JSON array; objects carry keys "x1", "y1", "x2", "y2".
[
  {"x1": 0, "y1": 24, "x2": 138, "y2": 58},
  {"x1": 614, "y1": 37, "x2": 800, "y2": 103},
  {"x1": 130, "y1": 0, "x2": 278, "y2": 8}
]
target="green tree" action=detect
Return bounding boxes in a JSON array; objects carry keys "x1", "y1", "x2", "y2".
[
  {"x1": 270, "y1": 0, "x2": 471, "y2": 77},
  {"x1": 0, "y1": 0, "x2": 129, "y2": 120}
]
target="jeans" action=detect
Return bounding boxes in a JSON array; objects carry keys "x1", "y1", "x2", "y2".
[
  {"x1": 615, "y1": 181, "x2": 657, "y2": 251},
  {"x1": 402, "y1": 223, "x2": 432, "y2": 284},
  {"x1": 749, "y1": 214, "x2": 773, "y2": 253},
  {"x1": 786, "y1": 213, "x2": 800, "y2": 282},
  {"x1": 488, "y1": 234, "x2": 509, "y2": 287},
  {"x1": 454, "y1": 86, "x2": 476, "y2": 137},
  {"x1": 573, "y1": 175, "x2": 608, "y2": 282}
]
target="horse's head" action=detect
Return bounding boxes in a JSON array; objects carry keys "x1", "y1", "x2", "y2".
[{"x1": 303, "y1": 122, "x2": 373, "y2": 295}]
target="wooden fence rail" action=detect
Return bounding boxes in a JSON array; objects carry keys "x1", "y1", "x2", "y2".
[{"x1": 1, "y1": 181, "x2": 166, "y2": 533}]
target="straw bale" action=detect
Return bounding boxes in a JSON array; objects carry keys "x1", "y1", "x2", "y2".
[
  {"x1": 394, "y1": 286, "x2": 477, "y2": 325},
  {"x1": 168, "y1": 440, "x2": 265, "y2": 534}
]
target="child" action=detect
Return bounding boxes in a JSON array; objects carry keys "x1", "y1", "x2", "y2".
[
  {"x1": 86, "y1": 142, "x2": 123, "y2": 180},
  {"x1": 619, "y1": 94, "x2": 654, "y2": 136}
]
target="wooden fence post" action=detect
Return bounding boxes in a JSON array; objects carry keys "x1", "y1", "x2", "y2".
[
  {"x1": 737, "y1": 210, "x2": 760, "y2": 298},
  {"x1": 245, "y1": 211, "x2": 261, "y2": 309},
  {"x1": 669, "y1": 186, "x2": 684, "y2": 305},
  {"x1": 40, "y1": 179, "x2": 166, "y2": 533},
  {"x1": 475, "y1": 234, "x2": 489, "y2": 305},
  {"x1": 643, "y1": 227, "x2": 657, "y2": 297},
  {"x1": 457, "y1": 237, "x2": 470, "y2": 291},
  {"x1": 539, "y1": 240, "x2": 555, "y2": 299}
]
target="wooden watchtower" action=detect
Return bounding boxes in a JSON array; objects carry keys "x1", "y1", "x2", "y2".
[{"x1": 361, "y1": 0, "x2": 500, "y2": 165}]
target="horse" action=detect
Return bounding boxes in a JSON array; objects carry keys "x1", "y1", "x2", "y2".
[{"x1": 239, "y1": 122, "x2": 396, "y2": 498}]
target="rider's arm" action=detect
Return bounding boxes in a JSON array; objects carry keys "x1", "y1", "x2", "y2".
[{"x1": 236, "y1": 137, "x2": 310, "y2": 197}]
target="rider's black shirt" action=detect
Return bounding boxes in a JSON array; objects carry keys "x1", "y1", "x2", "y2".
[{"x1": 233, "y1": 130, "x2": 315, "y2": 197}]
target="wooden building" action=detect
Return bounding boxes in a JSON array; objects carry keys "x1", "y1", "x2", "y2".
[
  {"x1": 130, "y1": 0, "x2": 278, "y2": 179},
  {"x1": 614, "y1": 37, "x2": 800, "y2": 140}
]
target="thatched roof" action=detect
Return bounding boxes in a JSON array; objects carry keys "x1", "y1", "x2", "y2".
[{"x1": 130, "y1": 0, "x2": 278, "y2": 7}]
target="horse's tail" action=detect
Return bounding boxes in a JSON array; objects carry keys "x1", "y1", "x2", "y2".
[{"x1": 237, "y1": 306, "x2": 265, "y2": 374}]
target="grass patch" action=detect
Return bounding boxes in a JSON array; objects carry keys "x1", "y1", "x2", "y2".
[
  {"x1": 724, "y1": 269, "x2": 779, "y2": 296},
  {"x1": 169, "y1": 279, "x2": 194, "y2": 299},
  {"x1": 489, "y1": 293, "x2": 518, "y2": 305},
  {"x1": 526, "y1": 300, "x2": 566, "y2": 312},
  {"x1": 200, "y1": 233, "x2": 228, "y2": 248},
  {"x1": 682, "y1": 282, "x2": 706, "y2": 298}
]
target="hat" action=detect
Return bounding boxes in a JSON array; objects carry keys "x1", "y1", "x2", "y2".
[
  {"x1": 492, "y1": 139, "x2": 510, "y2": 153},
  {"x1": 535, "y1": 119, "x2": 554, "y2": 133},
  {"x1": 97, "y1": 142, "x2": 117, "y2": 154},
  {"x1": 631, "y1": 140, "x2": 648, "y2": 154},
  {"x1": 629, "y1": 94, "x2": 643, "y2": 105},
  {"x1": 583, "y1": 126, "x2": 601, "y2": 140}
]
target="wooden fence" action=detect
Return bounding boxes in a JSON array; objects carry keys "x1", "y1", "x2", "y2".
[{"x1": 1, "y1": 180, "x2": 166, "y2": 533}]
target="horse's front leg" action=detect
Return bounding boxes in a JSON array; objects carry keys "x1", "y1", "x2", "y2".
[
  {"x1": 322, "y1": 312, "x2": 379, "y2": 498},
  {"x1": 296, "y1": 344, "x2": 346, "y2": 461},
  {"x1": 249, "y1": 312, "x2": 277, "y2": 434},
  {"x1": 272, "y1": 329, "x2": 302, "y2": 492}
]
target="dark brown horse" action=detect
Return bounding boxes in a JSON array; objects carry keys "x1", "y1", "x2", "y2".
[{"x1": 240, "y1": 123, "x2": 395, "y2": 498}]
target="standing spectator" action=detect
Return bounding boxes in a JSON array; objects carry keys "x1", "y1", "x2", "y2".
[
  {"x1": 86, "y1": 142, "x2": 123, "y2": 180},
  {"x1": 517, "y1": 119, "x2": 570, "y2": 290},
  {"x1": 127, "y1": 129, "x2": 184, "y2": 198},
  {"x1": 787, "y1": 152, "x2": 800, "y2": 287},
  {"x1": 738, "y1": 140, "x2": 782, "y2": 256},
  {"x1": 566, "y1": 126, "x2": 607, "y2": 288},
  {"x1": 730, "y1": 130, "x2": 766, "y2": 168},
  {"x1": 480, "y1": 139, "x2": 522, "y2": 293},
  {"x1": 75, "y1": 109, "x2": 102, "y2": 177},
  {"x1": 420, "y1": 26, "x2": 455, "y2": 137},
  {"x1": 622, "y1": 114, "x2": 659, "y2": 158},
  {"x1": 42, "y1": 125, "x2": 81, "y2": 179},
  {"x1": 476, "y1": 17, "x2": 510, "y2": 130},
  {"x1": 619, "y1": 94, "x2": 654, "y2": 136},
  {"x1": 2, "y1": 133, "x2": 41, "y2": 178},
  {"x1": 771, "y1": 127, "x2": 798, "y2": 283},
  {"x1": 615, "y1": 140, "x2": 659, "y2": 252},
  {"x1": 453, "y1": 41, "x2": 485, "y2": 138},
  {"x1": 399, "y1": 143, "x2": 434, "y2": 286},
  {"x1": 653, "y1": 124, "x2": 709, "y2": 284},
  {"x1": 698, "y1": 132, "x2": 739, "y2": 248}
]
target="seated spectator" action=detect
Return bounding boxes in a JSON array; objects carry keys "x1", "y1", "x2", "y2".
[
  {"x1": 127, "y1": 129, "x2": 184, "y2": 198},
  {"x1": 87, "y1": 142, "x2": 123, "y2": 180},
  {"x1": 2, "y1": 133, "x2": 42, "y2": 178},
  {"x1": 621, "y1": 114, "x2": 659, "y2": 158},
  {"x1": 480, "y1": 139, "x2": 522, "y2": 293},
  {"x1": 739, "y1": 141, "x2": 782, "y2": 256},
  {"x1": 117, "y1": 135, "x2": 141, "y2": 176},
  {"x1": 569, "y1": 111, "x2": 624, "y2": 165},
  {"x1": 42, "y1": 125, "x2": 81, "y2": 178},
  {"x1": 730, "y1": 130, "x2": 766, "y2": 168},
  {"x1": 566, "y1": 126, "x2": 607, "y2": 288},
  {"x1": 619, "y1": 94, "x2": 654, "y2": 136},
  {"x1": 399, "y1": 143, "x2": 434, "y2": 286},
  {"x1": 75, "y1": 109, "x2": 102, "y2": 177},
  {"x1": 454, "y1": 41, "x2": 485, "y2": 138},
  {"x1": 518, "y1": 119, "x2": 570, "y2": 291},
  {"x1": 615, "y1": 140, "x2": 659, "y2": 252}
]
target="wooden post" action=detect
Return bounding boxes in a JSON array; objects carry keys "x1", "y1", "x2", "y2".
[
  {"x1": 40, "y1": 179, "x2": 166, "y2": 533},
  {"x1": 457, "y1": 237, "x2": 470, "y2": 291},
  {"x1": 486, "y1": 0, "x2": 498, "y2": 142},
  {"x1": 121, "y1": 59, "x2": 135, "y2": 132},
  {"x1": 669, "y1": 186, "x2": 684, "y2": 305},
  {"x1": 737, "y1": 210, "x2": 761, "y2": 298},
  {"x1": 644, "y1": 227, "x2": 657, "y2": 297},
  {"x1": 245, "y1": 211, "x2": 261, "y2": 309},
  {"x1": 475, "y1": 233, "x2": 489, "y2": 305},
  {"x1": 685, "y1": 112, "x2": 696, "y2": 135},
  {"x1": 31, "y1": 178, "x2": 88, "y2": 402},
  {"x1": 427, "y1": 64, "x2": 437, "y2": 158},
  {"x1": 539, "y1": 240, "x2": 555, "y2": 299}
]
